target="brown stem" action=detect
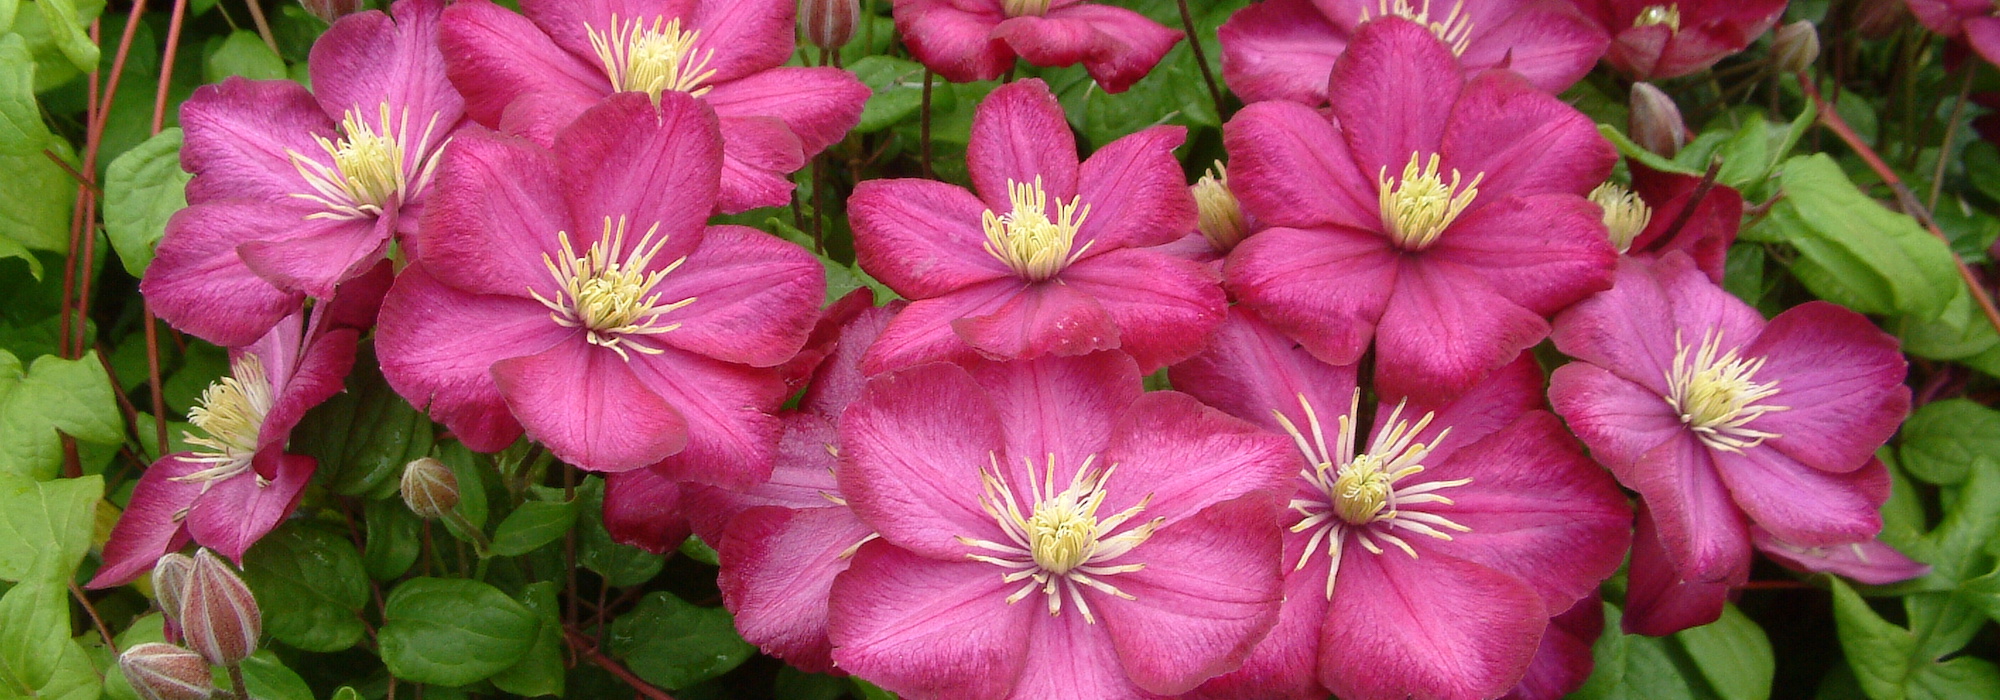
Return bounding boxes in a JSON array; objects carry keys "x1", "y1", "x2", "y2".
[
  {"x1": 69, "y1": 582, "x2": 116, "y2": 653},
  {"x1": 226, "y1": 664, "x2": 249, "y2": 700},
  {"x1": 41, "y1": 150, "x2": 102, "y2": 195},
  {"x1": 1175, "y1": 0, "x2": 1226, "y2": 118},
  {"x1": 562, "y1": 628, "x2": 675, "y2": 700},
  {"x1": 1927, "y1": 66, "x2": 1975, "y2": 213},
  {"x1": 142, "y1": 309, "x2": 167, "y2": 455},
  {"x1": 1655, "y1": 158, "x2": 1723, "y2": 247},
  {"x1": 243, "y1": 0, "x2": 280, "y2": 56}
]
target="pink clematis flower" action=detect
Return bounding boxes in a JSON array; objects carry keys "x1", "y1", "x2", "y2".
[
  {"x1": 1503, "y1": 595, "x2": 1607, "y2": 700},
  {"x1": 1549, "y1": 252, "x2": 1909, "y2": 592},
  {"x1": 1217, "y1": 0, "x2": 1607, "y2": 106},
  {"x1": 1906, "y1": 0, "x2": 2000, "y2": 66},
  {"x1": 827, "y1": 352, "x2": 1294, "y2": 699},
  {"x1": 1222, "y1": 18, "x2": 1617, "y2": 404},
  {"x1": 90, "y1": 310, "x2": 361, "y2": 587},
  {"x1": 1174, "y1": 309, "x2": 1631, "y2": 700},
  {"x1": 849, "y1": 79, "x2": 1222, "y2": 375},
  {"x1": 1754, "y1": 527, "x2": 1931, "y2": 585},
  {"x1": 1589, "y1": 163, "x2": 1744, "y2": 283},
  {"x1": 892, "y1": 0, "x2": 1182, "y2": 93},
  {"x1": 1581, "y1": 0, "x2": 1788, "y2": 80},
  {"x1": 1623, "y1": 502, "x2": 1739, "y2": 635},
  {"x1": 437, "y1": 0, "x2": 870, "y2": 213},
  {"x1": 142, "y1": 0, "x2": 461, "y2": 346},
  {"x1": 376, "y1": 92, "x2": 824, "y2": 483}
]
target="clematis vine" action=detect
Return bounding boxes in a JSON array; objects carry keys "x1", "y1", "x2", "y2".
[
  {"x1": 849, "y1": 79, "x2": 1223, "y2": 375},
  {"x1": 1589, "y1": 163, "x2": 1744, "y2": 282},
  {"x1": 437, "y1": 0, "x2": 869, "y2": 213},
  {"x1": 143, "y1": 0, "x2": 462, "y2": 347},
  {"x1": 376, "y1": 92, "x2": 824, "y2": 483},
  {"x1": 1217, "y1": 0, "x2": 1607, "y2": 106},
  {"x1": 1580, "y1": 0, "x2": 1788, "y2": 80},
  {"x1": 1173, "y1": 308, "x2": 1631, "y2": 700},
  {"x1": 1550, "y1": 252, "x2": 1908, "y2": 596},
  {"x1": 891, "y1": 0, "x2": 1183, "y2": 92},
  {"x1": 827, "y1": 352, "x2": 1294, "y2": 699},
  {"x1": 1222, "y1": 17, "x2": 1617, "y2": 404}
]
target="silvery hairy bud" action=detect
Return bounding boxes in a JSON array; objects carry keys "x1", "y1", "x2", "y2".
[
  {"x1": 181, "y1": 550, "x2": 262, "y2": 667},
  {"x1": 1628, "y1": 83, "x2": 1689, "y2": 158},
  {"x1": 1773, "y1": 21, "x2": 1820, "y2": 74},
  {"x1": 301, "y1": 0, "x2": 363, "y2": 23},
  {"x1": 801, "y1": 0, "x2": 859, "y2": 50},
  {"x1": 400, "y1": 457, "x2": 460, "y2": 520},
  {"x1": 151, "y1": 552, "x2": 195, "y2": 626},
  {"x1": 119, "y1": 643, "x2": 214, "y2": 700}
]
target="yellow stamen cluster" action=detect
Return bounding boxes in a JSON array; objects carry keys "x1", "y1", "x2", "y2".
[
  {"x1": 587, "y1": 15, "x2": 719, "y2": 100},
  {"x1": 1664, "y1": 329, "x2": 1789, "y2": 452},
  {"x1": 289, "y1": 103, "x2": 445, "y2": 220},
  {"x1": 176, "y1": 355, "x2": 276, "y2": 488},
  {"x1": 1634, "y1": 4, "x2": 1683, "y2": 31},
  {"x1": 1590, "y1": 182, "x2": 1654, "y2": 253},
  {"x1": 982, "y1": 177, "x2": 1094, "y2": 281},
  {"x1": 1191, "y1": 161, "x2": 1249, "y2": 252},
  {"x1": 531, "y1": 216, "x2": 697, "y2": 361},
  {"x1": 1004, "y1": 0, "x2": 1053, "y2": 17},
  {"x1": 1362, "y1": 0, "x2": 1476, "y2": 55},
  {"x1": 959, "y1": 454, "x2": 1161, "y2": 624},
  {"x1": 1378, "y1": 152, "x2": 1483, "y2": 251}
]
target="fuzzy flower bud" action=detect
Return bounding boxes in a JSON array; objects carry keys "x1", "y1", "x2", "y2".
[
  {"x1": 400, "y1": 457, "x2": 460, "y2": 520},
  {"x1": 1191, "y1": 162, "x2": 1249, "y2": 252},
  {"x1": 800, "y1": 0, "x2": 859, "y2": 50},
  {"x1": 151, "y1": 552, "x2": 195, "y2": 626},
  {"x1": 1628, "y1": 83, "x2": 1689, "y2": 158},
  {"x1": 1773, "y1": 21, "x2": 1820, "y2": 74},
  {"x1": 180, "y1": 550, "x2": 262, "y2": 667},
  {"x1": 300, "y1": 0, "x2": 363, "y2": 23},
  {"x1": 119, "y1": 643, "x2": 214, "y2": 700}
]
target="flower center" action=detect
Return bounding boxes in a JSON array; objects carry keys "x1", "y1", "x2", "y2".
[
  {"x1": 1590, "y1": 182, "x2": 1653, "y2": 253},
  {"x1": 175, "y1": 355, "x2": 275, "y2": 488},
  {"x1": 586, "y1": 15, "x2": 719, "y2": 100},
  {"x1": 959, "y1": 453, "x2": 1161, "y2": 623},
  {"x1": 1361, "y1": 0, "x2": 1475, "y2": 55},
  {"x1": 982, "y1": 176, "x2": 1093, "y2": 281},
  {"x1": 288, "y1": 103, "x2": 445, "y2": 220},
  {"x1": 1273, "y1": 391, "x2": 1471, "y2": 598},
  {"x1": 1004, "y1": 0, "x2": 1052, "y2": 17},
  {"x1": 1191, "y1": 161, "x2": 1249, "y2": 252},
  {"x1": 1664, "y1": 329, "x2": 1789, "y2": 452},
  {"x1": 1378, "y1": 152, "x2": 1483, "y2": 251},
  {"x1": 1634, "y1": 4, "x2": 1682, "y2": 31},
  {"x1": 531, "y1": 216, "x2": 697, "y2": 361}
]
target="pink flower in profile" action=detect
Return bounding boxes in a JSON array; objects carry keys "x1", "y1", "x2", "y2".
[
  {"x1": 849, "y1": 79, "x2": 1222, "y2": 375},
  {"x1": 1503, "y1": 596, "x2": 1606, "y2": 700},
  {"x1": 892, "y1": 0, "x2": 1182, "y2": 93},
  {"x1": 1218, "y1": 0, "x2": 1607, "y2": 106},
  {"x1": 438, "y1": 0, "x2": 869, "y2": 213},
  {"x1": 1581, "y1": 0, "x2": 1787, "y2": 80},
  {"x1": 827, "y1": 353, "x2": 1294, "y2": 699},
  {"x1": 1550, "y1": 252, "x2": 1908, "y2": 593},
  {"x1": 1589, "y1": 164, "x2": 1744, "y2": 283},
  {"x1": 1754, "y1": 528, "x2": 1931, "y2": 585},
  {"x1": 1173, "y1": 309, "x2": 1631, "y2": 700},
  {"x1": 1222, "y1": 18, "x2": 1617, "y2": 404},
  {"x1": 1906, "y1": 0, "x2": 2000, "y2": 66},
  {"x1": 90, "y1": 310, "x2": 361, "y2": 587},
  {"x1": 377, "y1": 92, "x2": 824, "y2": 484},
  {"x1": 143, "y1": 0, "x2": 461, "y2": 346},
  {"x1": 1623, "y1": 503, "x2": 1738, "y2": 635}
]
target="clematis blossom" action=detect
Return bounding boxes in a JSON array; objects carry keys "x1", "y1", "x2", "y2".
[
  {"x1": 1588, "y1": 163, "x2": 1744, "y2": 283},
  {"x1": 1549, "y1": 252, "x2": 1909, "y2": 593},
  {"x1": 143, "y1": 0, "x2": 461, "y2": 346},
  {"x1": 1754, "y1": 527, "x2": 1931, "y2": 585},
  {"x1": 1906, "y1": 0, "x2": 2000, "y2": 67},
  {"x1": 1217, "y1": 0, "x2": 1607, "y2": 106},
  {"x1": 849, "y1": 79, "x2": 1222, "y2": 375},
  {"x1": 1581, "y1": 0, "x2": 1788, "y2": 80},
  {"x1": 827, "y1": 352, "x2": 1294, "y2": 699},
  {"x1": 1222, "y1": 17, "x2": 1617, "y2": 404},
  {"x1": 438, "y1": 0, "x2": 870, "y2": 213},
  {"x1": 892, "y1": 0, "x2": 1182, "y2": 93},
  {"x1": 1174, "y1": 309, "x2": 1631, "y2": 700},
  {"x1": 376, "y1": 92, "x2": 824, "y2": 484}
]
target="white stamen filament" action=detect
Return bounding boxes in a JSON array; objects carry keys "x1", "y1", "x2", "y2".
[
  {"x1": 1378, "y1": 152, "x2": 1483, "y2": 251},
  {"x1": 957, "y1": 453, "x2": 1160, "y2": 624},
  {"x1": 174, "y1": 355, "x2": 276, "y2": 489},
  {"x1": 1590, "y1": 182, "x2": 1654, "y2": 253},
  {"x1": 530, "y1": 216, "x2": 697, "y2": 361},
  {"x1": 1361, "y1": 0, "x2": 1476, "y2": 55},
  {"x1": 287, "y1": 103, "x2": 446, "y2": 220},
  {"x1": 1664, "y1": 329, "x2": 1789, "y2": 453},
  {"x1": 586, "y1": 15, "x2": 719, "y2": 100},
  {"x1": 982, "y1": 176, "x2": 1093, "y2": 281}
]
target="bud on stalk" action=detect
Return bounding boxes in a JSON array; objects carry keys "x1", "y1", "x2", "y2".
[
  {"x1": 800, "y1": 0, "x2": 859, "y2": 51},
  {"x1": 119, "y1": 643, "x2": 214, "y2": 700},
  {"x1": 401, "y1": 457, "x2": 460, "y2": 520},
  {"x1": 1628, "y1": 83, "x2": 1689, "y2": 158},
  {"x1": 180, "y1": 550, "x2": 262, "y2": 667},
  {"x1": 151, "y1": 552, "x2": 195, "y2": 626},
  {"x1": 1773, "y1": 21, "x2": 1820, "y2": 74}
]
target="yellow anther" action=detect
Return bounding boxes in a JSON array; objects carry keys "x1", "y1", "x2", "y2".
[
  {"x1": 587, "y1": 15, "x2": 719, "y2": 100},
  {"x1": 1191, "y1": 162, "x2": 1249, "y2": 252},
  {"x1": 531, "y1": 216, "x2": 696, "y2": 361},
  {"x1": 1362, "y1": 0, "x2": 1476, "y2": 55},
  {"x1": 1590, "y1": 182, "x2": 1654, "y2": 253},
  {"x1": 1634, "y1": 4, "x2": 1682, "y2": 31},
  {"x1": 982, "y1": 177, "x2": 1093, "y2": 281},
  {"x1": 1665, "y1": 329, "x2": 1789, "y2": 452},
  {"x1": 1378, "y1": 152, "x2": 1483, "y2": 251}
]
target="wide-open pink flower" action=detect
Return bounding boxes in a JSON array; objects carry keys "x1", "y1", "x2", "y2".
[
  {"x1": 827, "y1": 352, "x2": 1294, "y2": 699},
  {"x1": 1549, "y1": 252, "x2": 1908, "y2": 589},
  {"x1": 143, "y1": 0, "x2": 461, "y2": 346},
  {"x1": 850, "y1": 79, "x2": 1221, "y2": 375},
  {"x1": 1581, "y1": 0, "x2": 1787, "y2": 80},
  {"x1": 1590, "y1": 163, "x2": 1744, "y2": 283},
  {"x1": 892, "y1": 0, "x2": 1182, "y2": 92},
  {"x1": 438, "y1": 0, "x2": 869, "y2": 213},
  {"x1": 1907, "y1": 0, "x2": 2000, "y2": 66},
  {"x1": 91, "y1": 310, "x2": 360, "y2": 587},
  {"x1": 377, "y1": 92, "x2": 824, "y2": 484},
  {"x1": 1173, "y1": 308, "x2": 1631, "y2": 700},
  {"x1": 1218, "y1": 0, "x2": 1606, "y2": 106},
  {"x1": 1223, "y1": 17, "x2": 1616, "y2": 404}
]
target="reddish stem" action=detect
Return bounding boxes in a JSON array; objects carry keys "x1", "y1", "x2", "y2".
[{"x1": 562, "y1": 628, "x2": 676, "y2": 700}]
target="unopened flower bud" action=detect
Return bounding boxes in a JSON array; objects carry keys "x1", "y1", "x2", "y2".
[
  {"x1": 1773, "y1": 21, "x2": 1820, "y2": 74},
  {"x1": 1191, "y1": 162, "x2": 1249, "y2": 252},
  {"x1": 181, "y1": 550, "x2": 261, "y2": 667},
  {"x1": 1589, "y1": 182, "x2": 1653, "y2": 253},
  {"x1": 300, "y1": 0, "x2": 363, "y2": 23},
  {"x1": 401, "y1": 457, "x2": 460, "y2": 520},
  {"x1": 151, "y1": 552, "x2": 195, "y2": 626},
  {"x1": 1628, "y1": 83, "x2": 1689, "y2": 158},
  {"x1": 119, "y1": 643, "x2": 214, "y2": 700},
  {"x1": 800, "y1": 0, "x2": 859, "y2": 51}
]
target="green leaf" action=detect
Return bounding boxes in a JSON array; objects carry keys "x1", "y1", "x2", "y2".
[
  {"x1": 0, "y1": 0, "x2": 17, "y2": 33},
  {"x1": 103, "y1": 128, "x2": 190, "y2": 277},
  {"x1": 1571, "y1": 603, "x2": 1701, "y2": 700},
  {"x1": 1898, "y1": 400, "x2": 2000, "y2": 485},
  {"x1": 607, "y1": 592, "x2": 754, "y2": 690},
  {"x1": 678, "y1": 534, "x2": 718, "y2": 566},
  {"x1": 1921, "y1": 457, "x2": 2000, "y2": 581},
  {"x1": 1833, "y1": 578, "x2": 1918, "y2": 700},
  {"x1": 204, "y1": 31, "x2": 285, "y2": 82},
  {"x1": 434, "y1": 441, "x2": 489, "y2": 541},
  {"x1": 488, "y1": 498, "x2": 579, "y2": 557},
  {"x1": 775, "y1": 667, "x2": 849, "y2": 700},
  {"x1": 1909, "y1": 658, "x2": 2000, "y2": 700},
  {"x1": 363, "y1": 496, "x2": 422, "y2": 581},
  {"x1": 33, "y1": 0, "x2": 98, "y2": 73},
  {"x1": 1600, "y1": 124, "x2": 1701, "y2": 176},
  {"x1": 235, "y1": 650, "x2": 314, "y2": 700},
  {"x1": 331, "y1": 688, "x2": 362, "y2": 700},
  {"x1": 0, "y1": 33, "x2": 52, "y2": 156},
  {"x1": 0, "y1": 473, "x2": 100, "y2": 582},
  {"x1": 1676, "y1": 603, "x2": 1774, "y2": 700},
  {"x1": 578, "y1": 478, "x2": 663, "y2": 587},
  {"x1": 0, "y1": 138, "x2": 77, "y2": 261},
  {"x1": 851, "y1": 678, "x2": 898, "y2": 700},
  {"x1": 239, "y1": 523, "x2": 369, "y2": 653},
  {"x1": 290, "y1": 344, "x2": 436, "y2": 498},
  {"x1": 379, "y1": 577, "x2": 538, "y2": 687},
  {"x1": 1767, "y1": 155, "x2": 1961, "y2": 320},
  {"x1": 0, "y1": 350, "x2": 125, "y2": 480},
  {"x1": 850, "y1": 55, "x2": 924, "y2": 134},
  {"x1": 0, "y1": 573, "x2": 100, "y2": 700},
  {"x1": 490, "y1": 581, "x2": 564, "y2": 698}
]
